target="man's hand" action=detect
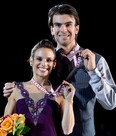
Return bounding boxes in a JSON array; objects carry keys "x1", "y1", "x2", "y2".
[
  {"x1": 3, "y1": 82, "x2": 16, "y2": 97},
  {"x1": 81, "y1": 49, "x2": 96, "y2": 71}
]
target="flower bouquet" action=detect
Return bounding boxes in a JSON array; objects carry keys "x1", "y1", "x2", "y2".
[{"x1": 0, "y1": 113, "x2": 30, "y2": 136}]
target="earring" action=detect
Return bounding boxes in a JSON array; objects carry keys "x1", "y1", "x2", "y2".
[{"x1": 53, "y1": 66, "x2": 55, "y2": 69}]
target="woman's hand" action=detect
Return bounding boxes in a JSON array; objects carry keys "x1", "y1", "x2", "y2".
[{"x1": 62, "y1": 80, "x2": 75, "y2": 103}]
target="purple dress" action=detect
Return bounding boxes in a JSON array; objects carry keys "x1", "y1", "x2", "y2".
[{"x1": 16, "y1": 82, "x2": 62, "y2": 136}]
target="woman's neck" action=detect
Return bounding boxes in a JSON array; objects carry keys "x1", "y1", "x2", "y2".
[{"x1": 32, "y1": 76, "x2": 49, "y2": 86}]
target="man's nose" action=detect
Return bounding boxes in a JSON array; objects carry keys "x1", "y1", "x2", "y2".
[{"x1": 60, "y1": 24, "x2": 67, "y2": 31}]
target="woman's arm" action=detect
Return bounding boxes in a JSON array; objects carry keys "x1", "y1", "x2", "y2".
[
  {"x1": 4, "y1": 89, "x2": 16, "y2": 116},
  {"x1": 59, "y1": 80, "x2": 75, "y2": 135}
]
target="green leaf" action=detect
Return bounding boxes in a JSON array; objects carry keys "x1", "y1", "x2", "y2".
[{"x1": 21, "y1": 126, "x2": 31, "y2": 134}]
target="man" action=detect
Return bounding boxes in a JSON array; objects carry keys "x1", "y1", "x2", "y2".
[{"x1": 3, "y1": 4, "x2": 116, "y2": 136}]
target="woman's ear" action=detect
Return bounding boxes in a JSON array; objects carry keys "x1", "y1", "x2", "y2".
[
  {"x1": 30, "y1": 57, "x2": 33, "y2": 66},
  {"x1": 53, "y1": 60, "x2": 56, "y2": 69}
]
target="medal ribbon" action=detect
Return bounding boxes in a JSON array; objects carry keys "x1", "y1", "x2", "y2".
[{"x1": 31, "y1": 78, "x2": 54, "y2": 95}]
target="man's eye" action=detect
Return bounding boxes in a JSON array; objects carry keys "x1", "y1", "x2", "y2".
[
  {"x1": 54, "y1": 23, "x2": 61, "y2": 27},
  {"x1": 66, "y1": 24, "x2": 70, "y2": 27},
  {"x1": 66, "y1": 23, "x2": 72, "y2": 27}
]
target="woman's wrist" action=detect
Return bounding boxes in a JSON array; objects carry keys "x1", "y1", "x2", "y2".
[{"x1": 65, "y1": 99, "x2": 73, "y2": 104}]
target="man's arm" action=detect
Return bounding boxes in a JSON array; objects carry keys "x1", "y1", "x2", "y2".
[{"x1": 88, "y1": 57, "x2": 116, "y2": 110}]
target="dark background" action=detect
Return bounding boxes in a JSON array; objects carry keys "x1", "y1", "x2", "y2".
[{"x1": 0, "y1": 0, "x2": 116, "y2": 136}]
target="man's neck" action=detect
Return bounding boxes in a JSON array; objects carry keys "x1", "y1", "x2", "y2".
[{"x1": 57, "y1": 43, "x2": 78, "y2": 55}]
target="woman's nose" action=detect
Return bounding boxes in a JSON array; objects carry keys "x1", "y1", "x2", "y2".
[{"x1": 41, "y1": 60, "x2": 48, "y2": 65}]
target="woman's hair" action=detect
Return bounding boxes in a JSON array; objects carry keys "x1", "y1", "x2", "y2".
[{"x1": 30, "y1": 39, "x2": 56, "y2": 59}]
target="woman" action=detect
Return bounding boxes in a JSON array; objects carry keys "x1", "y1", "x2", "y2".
[{"x1": 4, "y1": 39, "x2": 75, "y2": 136}]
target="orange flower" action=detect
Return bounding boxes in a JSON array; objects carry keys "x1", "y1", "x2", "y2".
[
  {"x1": 10, "y1": 113, "x2": 19, "y2": 121},
  {"x1": 0, "y1": 117, "x2": 3, "y2": 124},
  {"x1": 19, "y1": 114, "x2": 25, "y2": 124},
  {"x1": 10, "y1": 113, "x2": 25, "y2": 124},
  {"x1": 0, "y1": 128, "x2": 7, "y2": 136},
  {"x1": 0, "y1": 114, "x2": 30, "y2": 136},
  {"x1": 0, "y1": 116, "x2": 13, "y2": 133}
]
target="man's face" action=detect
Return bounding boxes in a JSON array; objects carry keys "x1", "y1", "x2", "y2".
[{"x1": 50, "y1": 14, "x2": 79, "y2": 48}]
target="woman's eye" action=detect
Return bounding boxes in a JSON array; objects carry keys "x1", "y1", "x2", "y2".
[
  {"x1": 47, "y1": 58, "x2": 53, "y2": 62},
  {"x1": 36, "y1": 57, "x2": 54, "y2": 62},
  {"x1": 37, "y1": 57, "x2": 42, "y2": 61}
]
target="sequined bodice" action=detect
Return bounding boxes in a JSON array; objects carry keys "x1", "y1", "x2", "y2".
[
  {"x1": 17, "y1": 82, "x2": 54, "y2": 125},
  {"x1": 16, "y1": 82, "x2": 62, "y2": 136}
]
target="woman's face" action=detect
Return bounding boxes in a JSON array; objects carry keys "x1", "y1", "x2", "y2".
[{"x1": 30, "y1": 47, "x2": 56, "y2": 78}]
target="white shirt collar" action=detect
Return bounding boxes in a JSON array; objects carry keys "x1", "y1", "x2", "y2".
[{"x1": 56, "y1": 43, "x2": 80, "y2": 52}]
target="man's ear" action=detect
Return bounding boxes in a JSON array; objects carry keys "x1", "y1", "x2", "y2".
[
  {"x1": 75, "y1": 25, "x2": 79, "y2": 34},
  {"x1": 50, "y1": 26, "x2": 54, "y2": 36}
]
